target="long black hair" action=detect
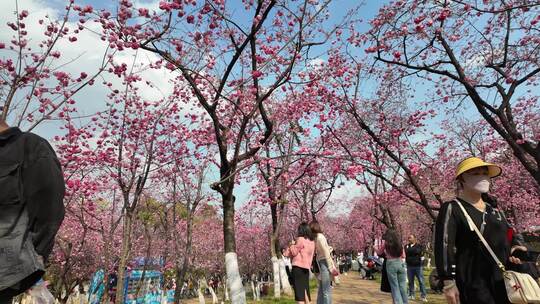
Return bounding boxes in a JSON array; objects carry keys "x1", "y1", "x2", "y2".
[
  {"x1": 383, "y1": 229, "x2": 402, "y2": 257},
  {"x1": 297, "y1": 222, "x2": 314, "y2": 241}
]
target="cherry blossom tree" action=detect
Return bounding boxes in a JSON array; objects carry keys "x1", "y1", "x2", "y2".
[
  {"x1": 53, "y1": 118, "x2": 125, "y2": 302},
  {"x1": 254, "y1": 132, "x2": 297, "y2": 298},
  {"x1": 160, "y1": 154, "x2": 215, "y2": 304},
  {"x1": 95, "y1": 1, "x2": 339, "y2": 302},
  {"x1": 0, "y1": 1, "x2": 111, "y2": 129},
  {"x1": 47, "y1": 206, "x2": 103, "y2": 303},
  {"x1": 253, "y1": 118, "x2": 327, "y2": 297},
  {"x1": 431, "y1": 117, "x2": 540, "y2": 232},
  {"x1": 56, "y1": 56, "x2": 186, "y2": 303},
  {"x1": 365, "y1": 0, "x2": 540, "y2": 185}
]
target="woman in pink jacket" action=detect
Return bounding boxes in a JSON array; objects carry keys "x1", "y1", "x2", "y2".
[{"x1": 284, "y1": 222, "x2": 315, "y2": 304}]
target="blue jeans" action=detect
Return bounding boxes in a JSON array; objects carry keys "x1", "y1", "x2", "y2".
[
  {"x1": 386, "y1": 259, "x2": 408, "y2": 304},
  {"x1": 317, "y1": 260, "x2": 332, "y2": 304},
  {"x1": 407, "y1": 265, "x2": 426, "y2": 298}
]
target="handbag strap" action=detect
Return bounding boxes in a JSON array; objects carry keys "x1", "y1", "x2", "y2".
[{"x1": 454, "y1": 199, "x2": 506, "y2": 272}]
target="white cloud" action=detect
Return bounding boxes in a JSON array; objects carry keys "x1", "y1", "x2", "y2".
[
  {"x1": 0, "y1": 0, "x2": 195, "y2": 138},
  {"x1": 133, "y1": 0, "x2": 161, "y2": 12},
  {"x1": 308, "y1": 58, "x2": 325, "y2": 68}
]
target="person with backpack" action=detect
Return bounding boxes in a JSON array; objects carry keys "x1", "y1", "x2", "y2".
[
  {"x1": 377, "y1": 230, "x2": 408, "y2": 304},
  {"x1": 434, "y1": 157, "x2": 529, "y2": 304},
  {"x1": 310, "y1": 221, "x2": 339, "y2": 304},
  {"x1": 283, "y1": 222, "x2": 315, "y2": 304},
  {"x1": 0, "y1": 117, "x2": 65, "y2": 303},
  {"x1": 405, "y1": 234, "x2": 427, "y2": 302}
]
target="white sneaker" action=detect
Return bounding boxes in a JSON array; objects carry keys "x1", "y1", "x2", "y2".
[
  {"x1": 408, "y1": 295, "x2": 414, "y2": 300},
  {"x1": 421, "y1": 297, "x2": 428, "y2": 302}
]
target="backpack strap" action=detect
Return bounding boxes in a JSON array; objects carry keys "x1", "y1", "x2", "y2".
[{"x1": 454, "y1": 199, "x2": 506, "y2": 272}]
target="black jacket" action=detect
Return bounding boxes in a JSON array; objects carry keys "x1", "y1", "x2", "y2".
[
  {"x1": 0, "y1": 127, "x2": 65, "y2": 295},
  {"x1": 405, "y1": 243, "x2": 423, "y2": 267},
  {"x1": 434, "y1": 198, "x2": 523, "y2": 304}
]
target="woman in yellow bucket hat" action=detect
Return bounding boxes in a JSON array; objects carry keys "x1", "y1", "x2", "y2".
[{"x1": 434, "y1": 157, "x2": 528, "y2": 304}]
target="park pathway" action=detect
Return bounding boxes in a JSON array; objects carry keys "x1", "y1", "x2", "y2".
[
  {"x1": 186, "y1": 272, "x2": 446, "y2": 303},
  {"x1": 318, "y1": 273, "x2": 446, "y2": 304},
  {"x1": 329, "y1": 273, "x2": 394, "y2": 303}
]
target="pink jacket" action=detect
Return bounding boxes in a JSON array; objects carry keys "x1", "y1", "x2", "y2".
[{"x1": 284, "y1": 237, "x2": 315, "y2": 270}]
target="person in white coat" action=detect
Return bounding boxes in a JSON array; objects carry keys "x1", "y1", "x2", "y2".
[{"x1": 310, "y1": 221, "x2": 339, "y2": 304}]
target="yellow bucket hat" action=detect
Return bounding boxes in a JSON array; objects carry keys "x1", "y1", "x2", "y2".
[{"x1": 455, "y1": 157, "x2": 502, "y2": 179}]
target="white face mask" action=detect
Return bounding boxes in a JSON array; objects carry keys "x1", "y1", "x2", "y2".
[{"x1": 462, "y1": 174, "x2": 491, "y2": 193}]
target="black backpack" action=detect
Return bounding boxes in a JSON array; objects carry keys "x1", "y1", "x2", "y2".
[{"x1": 0, "y1": 133, "x2": 45, "y2": 294}]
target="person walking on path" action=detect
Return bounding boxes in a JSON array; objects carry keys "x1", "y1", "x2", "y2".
[
  {"x1": 310, "y1": 221, "x2": 339, "y2": 304},
  {"x1": 337, "y1": 255, "x2": 345, "y2": 274},
  {"x1": 434, "y1": 157, "x2": 528, "y2": 304},
  {"x1": 284, "y1": 222, "x2": 315, "y2": 304},
  {"x1": 405, "y1": 234, "x2": 427, "y2": 302},
  {"x1": 0, "y1": 116, "x2": 65, "y2": 303},
  {"x1": 377, "y1": 230, "x2": 408, "y2": 304}
]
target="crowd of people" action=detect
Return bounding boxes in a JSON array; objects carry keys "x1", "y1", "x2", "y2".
[
  {"x1": 373, "y1": 157, "x2": 540, "y2": 304},
  {"x1": 282, "y1": 221, "x2": 429, "y2": 304},
  {"x1": 281, "y1": 157, "x2": 540, "y2": 304}
]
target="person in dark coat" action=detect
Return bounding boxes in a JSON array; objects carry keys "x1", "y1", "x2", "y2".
[
  {"x1": 0, "y1": 116, "x2": 65, "y2": 303},
  {"x1": 405, "y1": 234, "x2": 427, "y2": 301},
  {"x1": 434, "y1": 157, "x2": 527, "y2": 304}
]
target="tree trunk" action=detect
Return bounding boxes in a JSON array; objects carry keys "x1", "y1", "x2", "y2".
[
  {"x1": 209, "y1": 286, "x2": 218, "y2": 304},
  {"x1": 115, "y1": 211, "x2": 134, "y2": 304},
  {"x1": 269, "y1": 202, "x2": 281, "y2": 298},
  {"x1": 174, "y1": 213, "x2": 194, "y2": 304},
  {"x1": 173, "y1": 266, "x2": 183, "y2": 304},
  {"x1": 198, "y1": 288, "x2": 205, "y2": 304},
  {"x1": 225, "y1": 253, "x2": 245, "y2": 303},
  {"x1": 102, "y1": 214, "x2": 117, "y2": 303},
  {"x1": 379, "y1": 204, "x2": 395, "y2": 229},
  {"x1": 61, "y1": 289, "x2": 69, "y2": 304},
  {"x1": 135, "y1": 226, "x2": 153, "y2": 299},
  {"x1": 102, "y1": 237, "x2": 115, "y2": 304},
  {"x1": 224, "y1": 279, "x2": 230, "y2": 301},
  {"x1": 222, "y1": 185, "x2": 246, "y2": 304},
  {"x1": 278, "y1": 259, "x2": 292, "y2": 295},
  {"x1": 271, "y1": 256, "x2": 280, "y2": 298},
  {"x1": 250, "y1": 280, "x2": 256, "y2": 301},
  {"x1": 102, "y1": 251, "x2": 111, "y2": 302},
  {"x1": 255, "y1": 281, "x2": 261, "y2": 301}
]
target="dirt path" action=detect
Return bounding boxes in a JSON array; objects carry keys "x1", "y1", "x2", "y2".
[
  {"x1": 323, "y1": 273, "x2": 446, "y2": 304},
  {"x1": 328, "y1": 273, "x2": 393, "y2": 304},
  {"x1": 184, "y1": 273, "x2": 446, "y2": 303}
]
